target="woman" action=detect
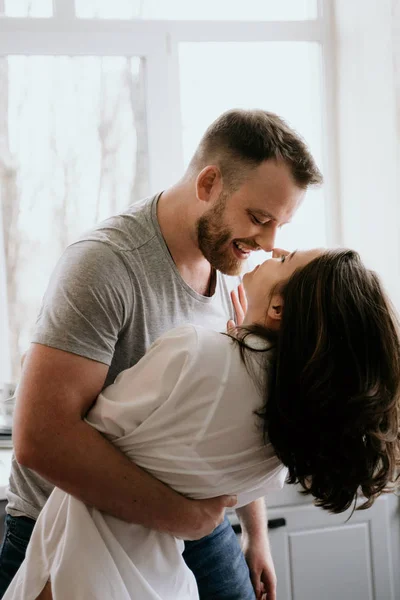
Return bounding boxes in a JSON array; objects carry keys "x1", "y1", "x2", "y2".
[{"x1": 5, "y1": 248, "x2": 400, "y2": 600}]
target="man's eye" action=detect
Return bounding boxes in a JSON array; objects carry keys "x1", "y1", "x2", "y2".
[{"x1": 251, "y1": 215, "x2": 266, "y2": 225}]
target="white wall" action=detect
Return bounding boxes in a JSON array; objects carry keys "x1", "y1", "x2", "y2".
[
  {"x1": 334, "y1": 4, "x2": 400, "y2": 596},
  {"x1": 334, "y1": 0, "x2": 400, "y2": 309}
]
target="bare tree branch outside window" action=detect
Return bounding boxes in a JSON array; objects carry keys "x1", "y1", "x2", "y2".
[
  {"x1": 0, "y1": 53, "x2": 149, "y2": 381},
  {"x1": 0, "y1": 52, "x2": 23, "y2": 377}
]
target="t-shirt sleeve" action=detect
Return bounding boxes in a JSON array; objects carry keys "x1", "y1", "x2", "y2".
[
  {"x1": 32, "y1": 241, "x2": 133, "y2": 365},
  {"x1": 85, "y1": 325, "x2": 198, "y2": 440}
]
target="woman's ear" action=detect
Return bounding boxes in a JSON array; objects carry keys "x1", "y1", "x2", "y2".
[{"x1": 266, "y1": 293, "x2": 284, "y2": 330}]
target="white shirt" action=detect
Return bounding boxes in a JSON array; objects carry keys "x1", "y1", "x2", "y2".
[{"x1": 5, "y1": 325, "x2": 287, "y2": 600}]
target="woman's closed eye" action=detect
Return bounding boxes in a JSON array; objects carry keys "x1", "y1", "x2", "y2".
[{"x1": 281, "y1": 250, "x2": 297, "y2": 263}]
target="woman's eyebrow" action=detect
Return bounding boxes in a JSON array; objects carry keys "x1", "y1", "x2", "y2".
[{"x1": 288, "y1": 250, "x2": 298, "y2": 261}]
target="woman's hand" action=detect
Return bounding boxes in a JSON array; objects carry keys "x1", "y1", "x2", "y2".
[
  {"x1": 237, "y1": 499, "x2": 276, "y2": 600},
  {"x1": 242, "y1": 536, "x2": 277, "y2": 600},
  {"x1": 227, "y1": 283, "x2": 248, "y2": 332}
]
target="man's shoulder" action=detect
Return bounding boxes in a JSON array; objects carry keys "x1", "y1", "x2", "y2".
[{"x1": 76, "y1": 195, "x2": 159, "y2": 254}]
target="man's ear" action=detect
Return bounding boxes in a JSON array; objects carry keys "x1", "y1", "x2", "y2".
[
  {"x1": 266, "y1": 293, "x2": 284, "y2": 330},
  {"x1": 196, "y1": 166, "x2": 221, "y2": 203}
]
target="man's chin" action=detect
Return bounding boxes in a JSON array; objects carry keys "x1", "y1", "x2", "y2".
[
  {"x1": 222, "y1": 265, "x2": 244, "y2": 277},
  {"x1": 201, "y1": 245, "x2": 246, "y2": 276},
  {"x1": 210, "y1": 258, "x2": 244, "y2": 277}
]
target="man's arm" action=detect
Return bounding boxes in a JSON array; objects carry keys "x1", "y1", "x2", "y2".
[
  {"x1": 13, "y1": 343, "x2": 235, "y2": 540},
  {"x1": 236, "y1": 499, "x2": 277, "y2": 600}
]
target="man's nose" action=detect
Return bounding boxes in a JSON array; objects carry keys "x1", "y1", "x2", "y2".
[{"x1": 256, "y1": 223, "x2": 279, "y2": 253}]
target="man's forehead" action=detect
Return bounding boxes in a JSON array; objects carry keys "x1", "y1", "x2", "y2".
[
  {"x1": 242, "y1": 166, "x2": 304, "y2": 203},
  {"x1": 230, "y1": 170, "x2": 304, "y2": 221}
]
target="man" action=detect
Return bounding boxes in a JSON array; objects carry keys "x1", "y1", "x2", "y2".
[{"x1": 0, "y1": 109, "x2": 322, "y2": 599}]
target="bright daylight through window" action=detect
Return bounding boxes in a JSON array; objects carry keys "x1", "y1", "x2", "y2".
[{"x1": 0, "y1": 0, "x2": 330, "y2": 383}]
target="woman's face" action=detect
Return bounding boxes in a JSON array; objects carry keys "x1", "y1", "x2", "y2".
[{"x1": 242, "y1": 249, "x2": 323, "y2": 324}]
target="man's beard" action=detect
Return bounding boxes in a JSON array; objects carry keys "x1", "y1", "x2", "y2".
[{"x1": 196, "y1": 193, "x2": 242, "y2": 276}]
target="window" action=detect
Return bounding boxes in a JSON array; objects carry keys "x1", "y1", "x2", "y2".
[
  {"x1": 75, "y1": 0, "x2": 317, "y2": 21},
  {"x1": 0, "y1": 0, "x2": 52, "y2": 18},
  {"x1": 0, "y1": 55, "x2": 148, "y2": 377},
  {"x1": 178, "y1": 41, "x2": 326, "y2": 251},
  {"x1": 0, "y1": 0, "x2": 336, "y2": 382}
]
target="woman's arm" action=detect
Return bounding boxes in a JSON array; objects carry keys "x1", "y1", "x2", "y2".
[{"x1": 236, "y1": 499, "x2": 276, "y2": 600}]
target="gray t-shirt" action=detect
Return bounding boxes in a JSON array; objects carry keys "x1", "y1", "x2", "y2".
[{"x1": 7, "y1": 194, "x2": 240, "y2": 519}]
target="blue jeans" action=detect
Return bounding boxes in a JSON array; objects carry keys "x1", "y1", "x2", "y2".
[
  {"x1": 183, "y1": 516, "x2": 256, "y2": 599},
  {"x1": 0, "y1": 514, "x2": 35, "y2": 599},
  {"x1": 0, "y1": 513, "x2": 255, "y2": 599}
]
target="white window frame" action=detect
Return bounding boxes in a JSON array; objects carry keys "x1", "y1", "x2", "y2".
[{"x1": 0, "y1": 0, "x2": 340, "y2": 381}]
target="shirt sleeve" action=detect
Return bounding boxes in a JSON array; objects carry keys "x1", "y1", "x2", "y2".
[
  {"x1": 31, "y1": 241, "x2": 133, "y2": 365},
  {"x1": 85, "y1": 325, "x2": 199, "y2": 440}
]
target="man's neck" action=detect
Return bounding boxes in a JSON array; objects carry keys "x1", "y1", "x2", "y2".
[
  {"x1": 157, "y1": 185, "x2": 214, "y2": 295},
  {"x1": 179, "y1": 265, "x2": 216, "y2": 297}
]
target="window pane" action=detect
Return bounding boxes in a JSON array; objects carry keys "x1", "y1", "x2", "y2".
[
  {"x1": 179, "y1": 41, "x2": 326, "y2": 256},
  {"x1": 0, "y1": 0, "x2": 52, "y2": 17},
  {"x1": 75, "y1": 0, "x2": 317, "y2": 21},
  {"x1": 0, "y1": 55, "x2": 149, "y2": 380}
]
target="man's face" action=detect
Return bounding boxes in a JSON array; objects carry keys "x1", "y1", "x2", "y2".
[{"x1": 196, "y1": 160, "x2": 305, "y2": 275}]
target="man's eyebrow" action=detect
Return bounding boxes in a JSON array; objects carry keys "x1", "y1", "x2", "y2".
[{"x1": 288, "y1": 250, "x2": 298, "y2": 261}]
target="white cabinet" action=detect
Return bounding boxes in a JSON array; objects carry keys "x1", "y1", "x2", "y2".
[
  {"x1": 266, "y1": 495, "x2": 395, "y2": 600},
  {"x1": 230, "y1": 490, "x2": 398, "y2": 600}
]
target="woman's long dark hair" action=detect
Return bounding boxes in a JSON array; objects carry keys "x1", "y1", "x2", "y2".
[{"x1": 235, "y1": 249, "x2": 400, "y2": 514}]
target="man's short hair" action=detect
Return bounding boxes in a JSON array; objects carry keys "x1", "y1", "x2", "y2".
[{"x1": 188, "y1": 108, "x2": 323, "y2": 190}]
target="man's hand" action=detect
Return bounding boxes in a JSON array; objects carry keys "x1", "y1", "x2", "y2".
[
  {"x1": 241, "y1": 534, "x2": 277, "y2": 600},
  {"x1": 182, "y1": 494, "x2": 237, "y2": 541},
  {"x1": 227, "y1": 283, "x2": 248, "y2": 331}
]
